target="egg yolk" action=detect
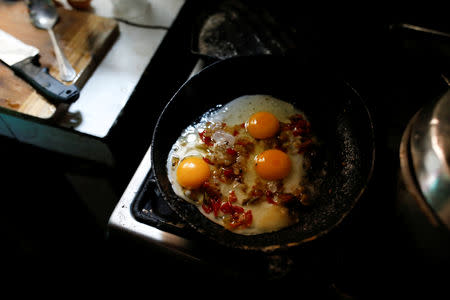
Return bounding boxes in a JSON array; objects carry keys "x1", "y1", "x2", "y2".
[
  {"x1": 255, "y1": 149, "x2": 291, "y2": 180},
  {"x1": 176, "y1": 157, "x2": 210, "y2": 189},
  {"x1": 246, "y1": 111, "x2": 279, "y2": 139}
]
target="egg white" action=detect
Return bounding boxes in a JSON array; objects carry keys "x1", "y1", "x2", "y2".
[
  {"x1": 167, "y1": 126, "x2": 207, "y2": 204},
  {"x1": 206, "y1": 94, "x2": 299, "y2": 125},
  {"x1": 167, "y1": 95, "x2": 310, "y2": 235}
]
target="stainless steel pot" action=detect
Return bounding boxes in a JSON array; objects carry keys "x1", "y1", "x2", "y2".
[{"x1": 398, "y1": 87, "x2": 450, "y2": 263}]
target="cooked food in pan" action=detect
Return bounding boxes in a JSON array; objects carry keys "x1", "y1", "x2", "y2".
[{"x1": 167, "y1": 94, "x2": 318, "y2": 235}]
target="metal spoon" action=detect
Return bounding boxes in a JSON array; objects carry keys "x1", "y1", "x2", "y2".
[{"x1": 28, "y1": 0, "x2": 76, "y2": 82}]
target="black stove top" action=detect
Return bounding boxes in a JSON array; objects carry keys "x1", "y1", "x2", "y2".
[{"x1": 109, "y1": 0, "x2": 450, "y2": 296}]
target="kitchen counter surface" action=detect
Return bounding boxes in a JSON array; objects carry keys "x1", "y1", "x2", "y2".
[{"x1": 0, "y1": 0, "x2": 200, "y2": 290}]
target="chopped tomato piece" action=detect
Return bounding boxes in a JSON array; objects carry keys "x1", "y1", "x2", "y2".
[
  {"x1": 223, "y1": 168, "x2": 234, "y2": 178},
  {"x1": 202, "y1": 157, "x2": 214, "y2": 165},
  {"x1": 228, "y1": 190, "x2": 237, "y2": 203},
  {"x1": 202, "y1": 204, "x2": 212, "y2": 214},
  {"x1": 220, "y1": 201, "x2": 232, "y2": 214},
  {"x1": 199, "y1": 131, "x2": 213, "y2": 146},
  {"x1": 298, "y1": 139, "x2": 313, "y2": 154},
  {"x1": 226, "y1": 148, "x2": 237, "y2": 155},
  {"x1": 228, "y1": 209, "x2": 252, "y2": 229}
]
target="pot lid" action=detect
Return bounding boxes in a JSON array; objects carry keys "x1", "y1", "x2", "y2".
[{"x1": 410, "y1": 88, "x2": 450, "y2": 229}]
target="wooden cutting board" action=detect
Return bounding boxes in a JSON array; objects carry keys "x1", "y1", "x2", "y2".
[{"x1": 0, "y1": 1, "x2": 119, "y2": 119}]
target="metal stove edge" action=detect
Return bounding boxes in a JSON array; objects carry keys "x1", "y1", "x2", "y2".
[
  {"x1": 107, "y1": 146, "x2": 201, "y2": 262},
  {"x1": 107, "y1": 59, "x2": 210, "y2": 261}
]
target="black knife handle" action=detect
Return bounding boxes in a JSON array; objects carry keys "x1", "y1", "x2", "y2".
[{"x1": 11, "y1": 57, "x2": 79, "y2": 104}]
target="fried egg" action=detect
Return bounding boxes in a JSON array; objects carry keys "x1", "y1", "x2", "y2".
[{"x1": 167, "y1": 95, "x2": 316, "y2": 235}]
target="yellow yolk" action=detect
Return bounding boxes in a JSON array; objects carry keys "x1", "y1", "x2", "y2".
[
  {"x1": 176, "y1": 157, "x2": 210, "y2": 189},
  {"x1": 246, "y1": 111, "x2": 279, "y2": 139},
  {"x1": 255, "y1": 149, "x2": 291, "y2": 180}
]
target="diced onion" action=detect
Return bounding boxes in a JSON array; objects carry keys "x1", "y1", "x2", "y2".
[{"x1": 212, "y1": 130, "x2": 235, "y2": 146}]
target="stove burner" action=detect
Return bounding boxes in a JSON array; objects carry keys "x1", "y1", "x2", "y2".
[
  {"x1": 108, "y1": 0, "x2": 450, "y2": 294},
  {"x1": 132, "y1": 171, "x2": 194, "y2": 238},
  {"x1": 192, "y1": 0, "x2": 297, "y2": 59}
]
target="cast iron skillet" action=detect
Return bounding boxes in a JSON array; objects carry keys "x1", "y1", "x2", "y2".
[{"x1": 151, "y1": 55, "x2": 375, "y2": 252}]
